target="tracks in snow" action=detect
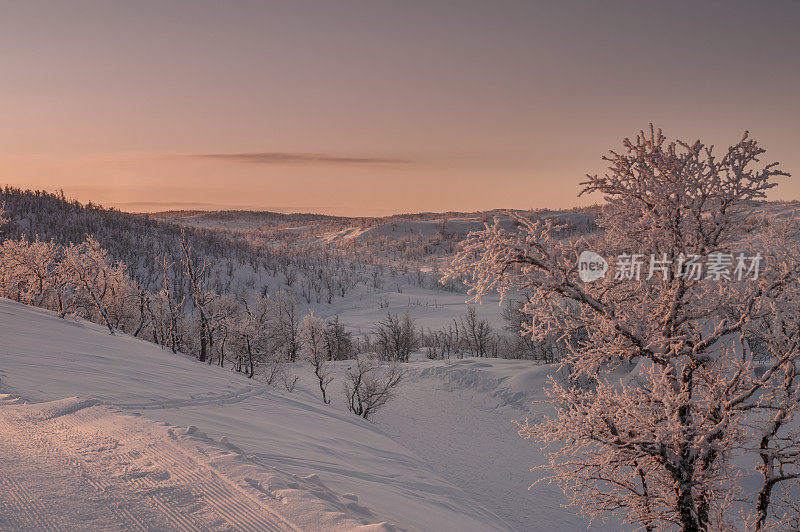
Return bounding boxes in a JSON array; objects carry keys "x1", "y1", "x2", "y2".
[
  {"x1": 0, "y1": 473, "x2": 62, "y2": 532},
  {"x1": 0, "y1": 395, "x2": 300, "y2": 531},
  {"x1": 113, "y1": 386, "x2": 264, "y2": 410}
]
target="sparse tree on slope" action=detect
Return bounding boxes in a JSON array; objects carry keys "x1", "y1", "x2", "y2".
[
  {"x1": 444, "y1": 126, "x2": 795, "y2": 531},
  {"x1": 207, "y1": 294, "x2": 241, "y2": 368},
  {"x1": 179, "y1": 229, "x2": 213, "y2": 362},
  {"x1": 275, "y1": 290, "x2": 301, "y2": 363},
  {"x1": 150, "y1": 256, "x2": 185, "y2": 353},
  {"x1": 301, "y1": 312, "x2": 333, "y2": 403},
  {"x1": 236, "y1": 294, "x2": 279, "y2": 378}
]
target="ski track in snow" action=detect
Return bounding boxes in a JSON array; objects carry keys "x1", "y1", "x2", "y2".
[
  {"x1": 0, "y1": 393, "x2": 395, "y2": 532},
  {"x1": 0, "y1": 394, "x2": 294, "y2": 531}
]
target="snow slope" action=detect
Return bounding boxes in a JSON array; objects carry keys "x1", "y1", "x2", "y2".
[
  {"x1": 372, "y1": 359, "x2": 615, "y2": 532},
  {"x1": 0, "y1": 394, "x2": 394, "y2": 531},
  {"x1": 0, "y1": 298, "x2": 509, "y2": 531}
]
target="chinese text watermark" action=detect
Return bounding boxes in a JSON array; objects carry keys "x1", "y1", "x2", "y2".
[{"x1": 578, "y1": 252, "x2": 762, "y2": 283}]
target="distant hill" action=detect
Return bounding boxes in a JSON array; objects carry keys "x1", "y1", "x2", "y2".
[
  {"x1": 0, "y1": 187, "x2": 258, "y2": 291},
  {"x1": 6, "y1": 185, "x2": 793, "y2": 311}
]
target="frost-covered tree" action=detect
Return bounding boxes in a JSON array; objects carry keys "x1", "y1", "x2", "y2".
[
  {"x1": 0, "y1": 235, "x2": 137, "y2": 330},
  {"x1": 742, "y1": 221, "x2": 800, "y2": 529},
  {"x1": 444, "y1": 126, "x2": 795, "y2": 531},
  {"x1": 148, "y1": 256, "x2": 185, "y2": 353},
  {"x1": 236, "y1": 294, "x2": 279, "y2": 378},
  {"x1": 63, "y1": 236, "x2": 128, "y2": 334},
  {"x1": 0, "y1": 237, "x2": 67, "y2": 312},
  {"x1": 207, "y1": 294, "x2": 241, "y2": 368},
  {"x1": 301, "y1": 312, "x2": 333, "y2": 404},
  {"x1": 501, "y1": 296, "x2": 565, "y2": 362}
]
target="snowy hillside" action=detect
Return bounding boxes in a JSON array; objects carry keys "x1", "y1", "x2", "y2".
[
  {"x1": 0, "y1": 298, "x2": 605, "y2": 531},
  {"x1": 0, "y1": 395, "x2": 396, "y2": 531}
]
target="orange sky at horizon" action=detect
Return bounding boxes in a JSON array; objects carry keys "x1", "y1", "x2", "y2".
[{"x1": 1, "y1": 1, "x2": 798, "y2": 217}]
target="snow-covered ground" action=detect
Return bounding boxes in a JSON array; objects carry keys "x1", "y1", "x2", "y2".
[
  {"x1": 0, "y1": 298, "x2": 612, "y2": 531},
  {"x1": 373, "y1": 360, "x2": 594, "y2": 531},
  {"x1": 316, "y1": 284, "x2": 508, "y2": 335},
  {"x1": 0, "y1": 394, "x2": 397, "y2": 531}
]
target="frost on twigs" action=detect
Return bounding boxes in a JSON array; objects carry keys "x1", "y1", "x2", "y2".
[{"x1": 445, "y1": 126, "x2": 797, "y2": 531}]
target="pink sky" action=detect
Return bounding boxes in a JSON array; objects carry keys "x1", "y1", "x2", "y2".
[{"x1": 1, "y1": 1, "x2": 798, "y2": 216}]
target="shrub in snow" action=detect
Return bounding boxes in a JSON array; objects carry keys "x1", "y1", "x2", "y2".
[
  {"x1": 344, "y1": 356, "x2": 403, "y2": 420},
  {"x1": 323, "y1": 316, "x2": 353, "y2": 361},
  {"x1": 375, "y1": 311, "x2": 418, "y2": 363}
]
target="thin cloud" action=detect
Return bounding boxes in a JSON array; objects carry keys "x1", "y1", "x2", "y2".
[{"x1": 191, "y1": 152, "x2": 411, "y2": 165}]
